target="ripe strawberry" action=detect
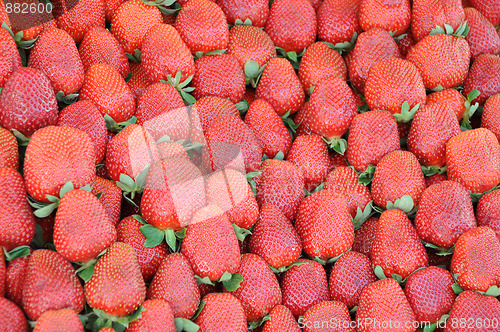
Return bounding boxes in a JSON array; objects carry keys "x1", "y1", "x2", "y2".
[
  {"x1": 329, "y1": 152, "x2": 349, "y2": 170},
  {"x1": 404, "y1": 266, "x2": 455, "y2": 323},
  {"x1": 0, "y1": 297, "x2": 28, "y2": 332},
  {"x1": 302, "y1": 301, "x2": 354, "y2": 332},
  {"x1": 411, "y1": 0, "x2": 465, "y2": 42},
  {"x1": 425, "y1": 173, "x2": 448, "y2": 187},
  {"x1": 464, "y1": 7, "x2": 500, "y2": 60},
  {"x1": 406, "y1": 34, "x2": 471, "y2": 90},
  {"x1": 469, "y1": 0, "x2": 500, "y2": 26},
  {"x1": 255, "y1": 58, "x2": 305, "y2": 116},
  {"x1": 316, "y1": 0, "x2": 362, "y2": 45},
  {"x1": 0, "y1": 29, "x2": 21, "y2": 88},
  {"x1": 5, "y1": 249, "x2": 31, "y2": 306},
  {"x1": 356, "y1": 278, "x2": 417, "y2": 332},
  {"x1": 33, "y1": 308, "x2": 84, "y2": 332},
  {"x1": 110, "y1": 0, "x2": 162, "y2": 53},
  {"x1": 281, "y1": 259, "x2": 330, "y2": 318},
  {"x1": 329, "y1": 252, "x2": 378, "y2": 309},
  {"x1": 0, "y1": 67, "x2": 58, "y2": 137},
  {"x1": 477, "y1": 189, "x2": 500, "y2": 240},
  {"x1": 191, "y1": 96, "x2": 240, "y2": 132},
  {"x1": 364, "y1": 58, "x2": 426, "y2": 115},
  {"x1": 255, "y1": 159, "x2": 305, "y2": 220},
  {"x1": 352, "y1": 217, "x2": 378, "y2": 256},
  {"x1": 127, "y1": 299, "x2": 176, "y2": 332},
  {"x1": 175, "y1": 0, "x2": 229, "y2": 55},
  {"x1": 359, "y1": 0, "x2": 411, "y2": 37},
  {"x1": 426, "y1": 88, "x2": 467, "y2": 120},
  {"x1": 24, "y1": 126, "x2": 95, "y2": 203},
  {"x1": 157, "y1": 142, "x2": 191, "y2": 161},
  {"x1": 0, "y1": 127, "x2": 18, "y2": 170},
  {"x1": 127, "y1": 62, "x2": 150, "y2": 99},
  {"x1": 446, "y1": 128, "x2": 500, "y2": 193},
  {"x1": 192, "y1": 54, "x2": 246, "y2": 104},
  {"x1": 293, "y1": 102, "x2": 314, "y2": 136},
  {"x1": 262, "y1": 305, "x2": 301, "y2": 332},
  {"x1": 57, "y1": 100, "x2": 107, "y2": 165},
  {"x1": 463, "y1": 54, "x2": 500, "y2": 105},
  {"x1": 481, "y1": 94, "x2": 500, "y2": 140},
  {"x1": 397, "y1": 31, "x2": 416, "y2": 56},
  {"x1": 265, "y1": 0, "x2": 317, "y2": 53},
  {"x1": 22, "y1": 250, "x2": 85, "y2": 321},
  {"x1": 194, "y1": 293, "x2": 247, "y2": 331},
  {"x1": 56, "y1": 0, "x2": 105, "y2": 43},
  {"x1": 105, "y1": 0, "x2": 126, "y2": 21},
  {"x1": 79, "y1": 64, "x2": 135, "y2": 123},
  {"x1": 0, "y1": 0, "x2": 10, "y2": 28},
  {"x1": 445, "y1": 291, "x2": 500, "y2": 332},
  {"x1": 85, "y1": 242, "x2": 146, "y2": 316},
  {"x1": 217, "y1": 0, "x2": 269, "y2": 27},
  {"x1": 79, "y1": 26, "x2": 129, "y2": 79},
  {"x1": 91, "y1": 176, "x2": 122, "y2": 226},
  {"x1": 227, "y1": 25, "x2": 276, "y2": 69},
  {"x1": 346, "y1": 110, "x2": 400, "y2": 172},
  {"x1": 371, "y1": 209, "x2": 428, "y2": 279},
  {"x1": 371, "y1": 151, "x2": 426, "y2": 209}
]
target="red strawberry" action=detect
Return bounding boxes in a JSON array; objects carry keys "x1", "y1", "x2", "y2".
[
  {"x1": 0, "y1": 28, "x2": 21, "y2": 88},
  {"x1": 477, "y1": 189, "x2": 500, "y2": 240},
  {"x1": 194, "y1": 293, "x2": 247, "y2": 331},
  {"x1": 406, "y1": 34, "x2": 471, "y2": 90},
  {"x1": 371, "y1": 209, "x2": 428, "y2": 279},
  {"x1": 127, "y1": 62, "x2": 150, "y2": 99},
  {"x1": 110, "y1": 0, "x2": 162, "y2": 53},
  {"x1": 463, "y1": 54, "x2": 500, "y2": 105},
  {"x1": 79, "y1": 26, "x2": 129, "y2": 79},
  {"x1": 464, "y1": 7, "x2": 500, "y2": 60},
  {"x1": 426, "y1": 88, "x2": 467, "y2": 120},
  {"x1": 481, "y1": 94, "x2": 500, "y2": 140},
  {"x1": 345, "y1": 110, "x2": 400, "y2": 172},
  {"x1": 329, "y1": 252, "x2": 378, "y2": 309},
  {"x1": 91, "y1": 176, "x2": 122, "y2": 226},
  {"x1": 262, "y1": 305, "x2": 301, "y2": 332},
  {"x1": 329, "y1": 152, "x2": 349, "y2": 170},
  {"x1": 22, "y1": 249, "x2": 85, "y2": 321},
  {"x1": 411, "y1": 0, "x2": 465, "y2": 42},
  {"x1": 359, "y1": 0, "x2": 411, "y2": 37},
  {"x1": 397, "y1": 31, "x2": 416, "y2": 56},
  {"x1": 104, "y1": 0, "x2": 126, "y2": 21},
  {"x1": 469, "y1": 0, "x2": 500, "y2": 26},
  {"x1": 265, "y1": 0, "x2": 317, "y2": 53},
  {"x1": 281, "y1": 259, "x2": 330, "y2": 318},
  {"x1": 371, "y1": 151, "x2": 426, "y2": 209},
  {"x1": 352, "y1": 217, "x2": 379, "y2": 256},
  {"x1": 84, "y1": 242, "x2": 147, "y2": 316},
  {"x1": 191, "y1": 96, "x2": 239, "y2": 133},
  {"x1": 255, "y1": 58, "x2": 305, "y2": 116},
  {"x1": 126, "y1": 299, "x2": 176, "y2": 332},
  {"x1": 293, "y1": 102, "x2": 314, "y2": 136},
  {"x1": 227, "y1": 25, "x2": 276, "y2": 69},
  {"x1": 444, "y1": 291, "x2": 500, "y2": 332},
  {"x1": 56, "y1": 0, "x2": 105, "y2": 43},
  {"x1": 0, "y1": 297, "x2": 28, "y2": 332},
  {"x1": 217, "y1": 0, "x2": 269, "y2": 27},
  {"x1": 425, "y1": 173, "x2": 448, "y2": 187},
  {"x1": 57, "y1": 100, "x2": 108, "y2": 165},
  {"x1": 404, "y1": 266, "x2": 455, "y2": 323},
  {"x1": 0, "y1": 127, "x2": 17, "y2": 170},
  {"x1": 355, "y1": 278, "x2": 417, "y2": 332},
  {"x1": 175, "y1": 0, "x2": 229, "y2": 55},
  {"x1": 33, "y1": 308, "x2": 84, "y2": 332},
  {"x1": 301, "y1": 301, "x2": 354, "y2": 332},
  {"x1": 6, "y1": 249, "x2": 31, "y2": 307},
  {"x1": 446, "y1": 128, "x2": 500, "y2": 193},
  {"x1": 0, "y1": 67, "x2": 58, "y2": 137},
  {"x1": 316, "y1": 0, "x2": 362, "y2": 46}
]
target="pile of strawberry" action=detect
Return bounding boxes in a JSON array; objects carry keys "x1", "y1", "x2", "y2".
[{"x1": 1, "y1": 0, "x2": 500, "y2": 331}]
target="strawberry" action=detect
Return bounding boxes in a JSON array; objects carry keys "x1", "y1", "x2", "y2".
[
  {"x1": 293, "y1": 102, "x2": 315, "y2": 136},
  {"x1": 217, "y1": 0, "x2": 269, "y2": 27},
  {"x1": 191, "y1": 96, "x2": 240, "y2": 133},
  {"x1": 464, "y1": 7, "x2": 500, "y2": 60},
  {"x1": 57, "y1": 100, "x2": 108, "y2": 165},
  {"x1": 194, "y1": 293, "x2": 247, "y2": 332},
  {"x1": 0, "y1": 28, "x2": 21, "y2": 88},
  {"x1": 110, "y1": 0, "x2": 162, "y2": 54},
  {"x1": 262, "y1": 305, "x2": 301, "y2": 332},
  {"x1": 477, "y1": 189, "x2": 500, "y2": 240},
  {"x1": 175, "y1": 0, "x2": 229, "y2": 55},
  {"x1": 265, "y1": 0, "x2": 317, "y2": 53},
  {"x1": 91, "y1": 176, "x2": 122, "y2": 226},
  {"x1": 85, "y1": 242, "x2": 146, "y2": 316},
  {"x1": 79, "y1": 26, "x2": 129, "y2": 79},
  {"x1": 329, "y1": 152, "x2": 349, "y2": 170},
  {"x1": 352, "y1": 217, "x2": 379, "y2": 256},
  {"x1": 406, "y1": 34, "x2": 471, "y2": 90},
  {"x1": 5, "y1": 249, "x2": 31, "y2": 306},
  {"x1": 397, "y1": 31, "x2": 416, "y2": 56},
  {"x1": 446, "y1": 128, "x2": 500, "y2": 193},
  {"x1": 371, "y1": 151, "x2": 426, "y2": 209},
  {"x1": 281, "y1": 259, "x2": 330, "y2": 318},
  {"x1": 425, "y1": 173, "x2": 448, "y2": 187},
  {"x1": 301, "y1": 301, "x2": 354, "y2": 332},
  {"x1": 426, "y1": 88, "x2": 467, "y2": 120},
  {"x1": 415, "y1": 181, "x2": 476, "y2": 250},
  {"x1": 364, "y1": 58, "x2": 426, "y2": 116},
  {"x1": 55, "y1": 0, "x2": 105, "y2": 43},
  {"x1": 0, "y1": 127, "x2": 18, "y2": 170},
  {"x1": 359, "y1": 0, "x2": 411, "y2": 37},
  {"x1": 329, "y1": 252, "x2": 378, "y2": 309},
  {"x1": 0, "y1": 297, "x2": 28, "y2": 332},
  {"x1": 345, "y1": 110, "x2": 400, "y2": 173},
  {"x1": 255, "y1": 159, "x2": 305, "y2": 220},
  {"x1": 141, "y1": 23, "x2": 195, "y2": 84},
  {"x1": 127, "y1": 62, "x2": 150, "y2": 99},
  {"x1": 255, "y1": 58, "x2": 305, "y2": 116},
  {"x1": 227, "y1": 253, "x2": 282, "y2": 322},
  {"x1": 0, "y1": 0, "x2": 10, "y2": 28},
  {"x1": 469, "y1": 0, "x2": 500, "y2": 26},
  {"x1": 316, "y1": 0, "x2": 362, "y2": 46},
  {"x1": 463, "y1": 54, "x2": 500, "y2": 105},
  {"x1": 192, "y1": 54, "x2": 246, "y2": 104},
  {"x1": 116, "y1": 216, "x2": 168, "y2": 282},
  {"x1": 22, "y1": 249, "x2": 85, "y2": 321},
  {"x1": 33, "y1": 308, "x2": 84, "y2": 332},
  {"x1": 444, "y1": 291, "x2": 500, "y2": 332},
  {"x1": 371, "y1": 209, "x2": 428, "y2": 279},
  {"x1": 105, "y1": 0, "x2": 126, "y2": 22},
  {"x1": 24, "y1": 126, "x2": 96, "y2": 203},
  {"x1": 404, "y1": 266, "x2": 455, "y2": 323},
  {"x1": 0, "y1": 67, "x2": 58, "y2": 137},
  {"x1": 411, "y1": 0, "x2": 465, "y2": 42},
  {"x1": 355, "y1": 278, "x2": 417, "y2": 332},
  {"x1": 126, "y1": 299, "x2": 176, "y2": 332},
  {"x1": 181, "y1": 205, "x2": 241, "y2": 281},
  {"x1": 79, "y1": 63, "x2": 135, "y2": 123},
  {"x1": 227, "y1": 25, "x2": 276, "y2": 69},
  {"x1": 481, "y1": 94, "x2": 500, "y2": 140},
  {"x1": 298, "y1": 42, "x2": 347, "y2": 95},
  {"x1": 345, "y1": 28, "x2": 402, "y2": 93}
]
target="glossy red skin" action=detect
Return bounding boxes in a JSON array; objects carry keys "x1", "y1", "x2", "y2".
[
  {"x1": 464, "y1": 7, "x2": 500, "y2": 60},
  {"x1": 262, "y1": 305, "x2": 301, "y2": 332},
  {"x1": 217, "y1": 0, "x2": 269, "y2": 27},
  {"x1": 411, "y1": 0, "x2": 465, "y2": 41},
  {"x1": 127, "y1": 62, "x2": 150, "y2": 99},
  {"x1": 0, "y1": 298, "x2": 28, "y2": 332},
  {"x1": 425, "y1": 173, "x2": 448, "y2": 187},
  {"x1": 477, "y1": 189, "x2": 500, "y2": 240},
  {"x1": 194, "y1": 293, "x2": 247, "y2": 332},
  {"x1": 397, "y1": 31, "x2": 416, "y2": 56},
  {"x1": 444, "y1": 291, "x2": 500, "y2": 332},
  {"x1": 0, "y1": 29, "x2": 21, "y2": 88},
  {"x1": 481, "y1": 94, "x2": 500, "y2": 140},
  {"x1": 463, "y1": 54, "x2": 500, "y2": 105},
  {"x1": 426, "y1": 88, "x2": 466, "y2": 120},
  {"x1": 0, "y1": 127, "x2": 18, "y2": 170},
  {"x1": 91, "y1": 176, "x2": 121, "y2": 226},
  {"x1": 302, "y1": 301, "x2": 354, "y2": 332},
  {"x1": 352, "y1": 217, "x2": 378, "y2": 256},
  {"x1": 469, "y1": 0, "x2": 500, "y2": 26},
  {"x1": 227, "y1": 25, "x2": 276, "y2": 69},
  {"x1": 6, "y1": 251, "x2": 31, "y2": 307},
  {"x1": 317, "y1": 0, "x2": 362, "y2": 45},
  {"x1": 359, "y1": 0, "x2": 411, "y2": 37},
  {"x1": 33, "y1": 308, "x2": 84, "y2": 332},
  {"x1": 56, "y1": 0, "x2": 105, "y2": 43},
  {"x1": 191, "y1": 96, "x2": 240, "y2": 133},
  {"x1": 127, "y1": 299, "x2": 176, "y2": 332}
]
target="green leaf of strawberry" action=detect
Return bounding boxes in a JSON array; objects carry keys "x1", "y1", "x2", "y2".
[{"x1": 220, "y1": 272, "x2": 243, "y2": 291}]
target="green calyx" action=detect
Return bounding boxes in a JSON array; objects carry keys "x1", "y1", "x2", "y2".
[
  {"x1": 423, "y1": 242, "x2": 455, "y2": 256},
  {"x1": 313, "y1": 249, "x2": 350, "y2": 266},
  {"x1": 125, "y1": 49, "x2": 141, "y2": 63},
  {"x1": 356, "y1": 164, "x2": 376, "y2": 185},
  {"x1": 1, "y1": 22, "x2": 37, "y2": 49},
  {"x1": 85, "y1": 306, "x2": 145, "y2": 332},
  {"x1": 269, "y1": 261, "x2": 307, "y2": 274},
  {"x1": 246, "y1": 171, "x2": 261, "y2": 197},
  {"x1": 281, "y1": 110, "x2": 300, "y2": 138},
  {"x1": 194, "y1": 49, "x2": 226, "y2": 60},
  {"x1": 174, "y1": 318, "x2": 200, "y2": 332},
  {"x1": 469, "y1": 184, "x2": 500, "y2": 203},
  {"x1": 460, "y1": 90, "x2": 480, "y2": 131},
  {"x1": 56, "y1": 91, "x2": 79, "y2": 105},
  {"x1": 232, "y1": 224, "x2": 252, "y2": 242},
  {"x1": 386, "y1": 195, "x2": 416, "y2": 215},
  {"x1": 140, "y1": 224, "x2": 186, "y2": 252},
  {"x1": 11, "y1": 129, "x2": 30, "y2": 147},
  {"x1": 324, "y1": 32, "x2": 358, "y2": 55},
  {"x1": 2, "y1": 245, "x2": 30, "y2": 261},
  {"x1": 235, "y1": 99, "x2": 250, "y2": 115},
  {"x1": 104, "y1": 114, "x2": 137, "y2": 133},
  {"x1": 304, "y1": 182, "x2": 324, "y2": 197},
  {"x1": 244, "y1": 59, "x2": 266, "y2": 88},
  {"x1": 115, "y1": 164, "x2": 150, "y2": 206},
  {"x1": 156, "y1": 135, "x2": 204, "y2": 155},
  {"x1": 352, "y1": 201, "x2": 374, "y2": 230},
  {"x1": 393, "y1": 101, "x2": 420, "y2": 123},
  {"x1": 248, "y1": 315, "x2": 270, "y2": 330},
  {"x1": 161, "y1": 71, "x2": 196, "y2": 105},
  {"x1": 430, "y1": 22, "x2": 470, "y2": 38},
  {"x1": 142, "y1": 0, "x2": 180, "y2": 15},
  {"x1": 219, "y1": 271, "x2": 243, "y2": 291},
  {"x1": 261, "y1": 150, "x2": 285, "y2": 162},
  {"x1": 275, "y1": 47, "x2": 305, "y2": 69},
  {"x1": 323, "y1": 137, "x2": 347, "y2": 155},
  {"x1": 421, "y1": 165, "x2": 447, "y2": 176},
  {"x1": 234, "y1": 18, "x2": 253, "y2": 26}
]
